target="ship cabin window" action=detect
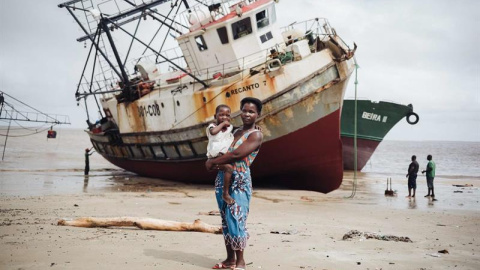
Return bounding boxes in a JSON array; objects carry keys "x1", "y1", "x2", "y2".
[
  {"x1": 232, "y1": 17, "x2": 252, "y2": 40},
  {"x1": 195, "y1": 35, "x2": 208, "y2": 51},
  {"x1": 256, "y1": 9, "x2": 269, "y2": 29},
  {"x1": 217, "y1": 26, "x2": 229, "y2": 44},
  {"x1": 260, "y1": 31, "x2": 273, "y2": 43}
]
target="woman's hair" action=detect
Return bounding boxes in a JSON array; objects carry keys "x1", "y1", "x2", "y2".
[
  {"x1": 241, "y1": 97, "x2": 262, "y2": 115},
  {"x1": 215, "y1": 104, "x2": 231, "y2": 114}
]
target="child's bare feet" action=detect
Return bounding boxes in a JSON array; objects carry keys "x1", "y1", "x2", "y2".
[{"x1": 223, "y1": 193, "x2": 235, "y2": 205}]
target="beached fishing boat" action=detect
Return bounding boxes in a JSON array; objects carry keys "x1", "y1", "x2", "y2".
[
  {"x1": 59, "y1": 0, "x2": 356, "y2": 193},
  {"x1": 341, "y1": 99, "x2": 419, "y2": 171}
]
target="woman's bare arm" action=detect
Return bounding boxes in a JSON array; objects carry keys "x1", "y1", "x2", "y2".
[{"x1": 206, "y1": 131, "x2": 263, "y2": 170}]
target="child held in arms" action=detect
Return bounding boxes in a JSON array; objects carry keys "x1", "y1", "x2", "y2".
[{"x1": 207, "y1": 105, "x2": 235, "y2": 205}]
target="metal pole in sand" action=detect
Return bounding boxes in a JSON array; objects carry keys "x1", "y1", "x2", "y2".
[{"x1": 2, "y1": 111, "x2": 12, "y2": 161}]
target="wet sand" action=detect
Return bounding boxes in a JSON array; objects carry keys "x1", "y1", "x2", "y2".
[{"x1": 1, "y1": 170, "x2": 479, "y2": 270}]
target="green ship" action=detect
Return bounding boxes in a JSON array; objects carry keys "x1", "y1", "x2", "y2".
[{"x1": 341, "y1": 99, "x2": 419, "y2": 170}]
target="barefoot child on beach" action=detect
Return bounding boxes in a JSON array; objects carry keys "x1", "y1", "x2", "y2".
[{"x1": 207, "y1": 105, "x2": 235, "y2": 205}]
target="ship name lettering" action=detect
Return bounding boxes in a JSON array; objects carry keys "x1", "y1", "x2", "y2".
[
  {"x1": 362, "y1": 111, "x2": 382, "y2": 122},
  {"x1": 138, "y1": 103, "x2": 161, "y2": 118},
  {"x1": 230, "y1": 83, "x2": 260, "y2": 95}
]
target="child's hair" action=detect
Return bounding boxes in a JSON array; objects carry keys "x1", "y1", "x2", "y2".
[
  {"x1": 215, "y1": 104, "x2": 231, "y2": 114},
  {"x1": 240, "y1": 97, "x2": 262, "y2": 115}
]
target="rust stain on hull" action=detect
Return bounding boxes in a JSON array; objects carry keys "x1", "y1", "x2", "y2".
[
  {"x1": 194, "y1": 74, "x2": 277, "y2": 124},
  {"x1": 126, "y1": 101, "x2": 147, "y2": 143}
]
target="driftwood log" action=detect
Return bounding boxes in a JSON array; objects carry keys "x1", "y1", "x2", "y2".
[{"x1": 57, "y1": 217, "x2": 222, "y2": 234}]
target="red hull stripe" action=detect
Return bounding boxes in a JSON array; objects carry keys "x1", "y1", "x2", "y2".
[{"x1": 341, "y1": 137, "x2": 381, "y2": 171}]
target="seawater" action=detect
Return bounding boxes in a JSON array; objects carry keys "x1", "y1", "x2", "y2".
[
  {"x1": 0, "y1": 128, "x2": 479, "y2": 196},
  {"x1": 362, "y1": 140, "x2": 480, "y2": 179}
]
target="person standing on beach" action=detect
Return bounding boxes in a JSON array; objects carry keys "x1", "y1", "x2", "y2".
[
  {"x1": 206, "y1": 97, "x2": 263, "y2": 270},
  {"x1": 406, "y1": 155, "x2": 419, "y2": 197},
  {"x1": 84, "y1": 147, "x2": 94, "y2": 175},
  {"x1": 422, "y1": 154, "x2": 436, "y2": 198}
]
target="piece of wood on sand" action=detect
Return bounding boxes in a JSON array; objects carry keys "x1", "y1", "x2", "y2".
[{"x1": 57, "y1": 217, "x2": 222, "y2": 234}]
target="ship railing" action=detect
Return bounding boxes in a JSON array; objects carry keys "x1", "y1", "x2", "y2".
[
  {"x1": 132, "y1": 47, "x2": 187, "y2": 72},
  {"x1": 93, "y1": 34, "x2": 325, "y2": 92},
  {"x1": 79, "y1": 25, "x2": 335, "y2": 95},
  {"x1": 280, "y1": 18, "x2": 353, "y2": 50},
  {"x1": 280, "y1": 18, "x2": 334, "y2": 38}
]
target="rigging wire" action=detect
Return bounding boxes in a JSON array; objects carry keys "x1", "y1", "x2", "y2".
[
  {"x1": 1, "y1": 92, "x2": 61, "y2": 124},
  {"x1": 0, "y1": 109, "x2": 54, "y2": 136},
  {"x1": 0, "y1": 126, "x2": 54, "y2": 137},
  {"x1": 156, "y1": 1, "x2": 183, "y2": 62},
  {"x1": 345, "y1": 58, "x2": 359, "y2": 199}
]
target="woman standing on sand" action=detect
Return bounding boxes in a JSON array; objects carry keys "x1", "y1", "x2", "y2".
[{"x1": 206, "y1": 97, "x2": 263, "y2": 270}]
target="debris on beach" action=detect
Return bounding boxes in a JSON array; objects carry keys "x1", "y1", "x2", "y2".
[
  {"x1": 452, "y1": 184, "x2": 473, "y2": 187},
  {"x1": 270, "y1": 230, "x2": 298, "y2": 235},
  {"x1": 198, "y1": 210, "x2": 220, "y2": 216},
  {"x1": 57, "y1": 217, "x2": 221, "y2": 234},
  {"x1": 438, "y1": 249, "x2": 449, "y2": 254},
  {"x1": 454, "y1": 191, "x2": 463, "y2": 193},
  {"x1": 342, "y1": 230, "x2": 412, "y2": 242},
  {"x1": 384, "y1": 178, "x2": 397, "y2": 196},
  {"x1": 427, "y1": 253, "x2": 441, "y2": 258}
]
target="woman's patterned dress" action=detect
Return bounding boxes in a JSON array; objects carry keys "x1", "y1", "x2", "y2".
[{"x1": 215, "y1": 129, "x2": 260, "y2": 251}]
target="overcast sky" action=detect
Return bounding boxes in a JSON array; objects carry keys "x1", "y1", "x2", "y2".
[{"x1": 1, "y1": 0, "x2": 479, "y2": 141}]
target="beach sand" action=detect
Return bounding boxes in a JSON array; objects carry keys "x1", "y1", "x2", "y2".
[{"x1": 1, "y1": 171, "x2": 479, "y2": 270}]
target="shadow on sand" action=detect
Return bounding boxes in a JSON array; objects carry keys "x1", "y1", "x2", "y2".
[{"x1": 144, "y1": 249, "x2": 217, "y2": 268}]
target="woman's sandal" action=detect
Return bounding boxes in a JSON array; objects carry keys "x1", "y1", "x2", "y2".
[{"x1": 212, "y1": 262, "x2": 235, "y2": 269}]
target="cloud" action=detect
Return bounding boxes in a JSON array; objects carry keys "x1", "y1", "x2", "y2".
[{"x1": 1, "y1": 0, "x2": 479, "y2": 141}]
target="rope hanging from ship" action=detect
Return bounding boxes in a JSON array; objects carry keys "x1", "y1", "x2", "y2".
[
  {"x1": 0, "y1": 125, "x2": 57, "y2": 137},
  {"x1": 345, "y1": 58, "x2": 360, "y2": 199}
]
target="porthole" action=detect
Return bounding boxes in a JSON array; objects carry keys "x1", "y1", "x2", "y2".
[{"x1": 226, "y1": 92, "x2": 231, "y2": 98}]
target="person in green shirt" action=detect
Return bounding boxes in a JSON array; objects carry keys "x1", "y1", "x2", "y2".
[{"x1": 422, "y1": 154, "x2": 436, "y2": 198}]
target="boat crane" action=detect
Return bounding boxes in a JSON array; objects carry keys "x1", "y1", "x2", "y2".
[{"x1": 0, "y1": 91, "x2": 71, "y2": 160}]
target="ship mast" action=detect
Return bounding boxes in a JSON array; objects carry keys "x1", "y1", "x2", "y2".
[{"x1": 59, "y1": 0, "x2": 208, "y2": 106}]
